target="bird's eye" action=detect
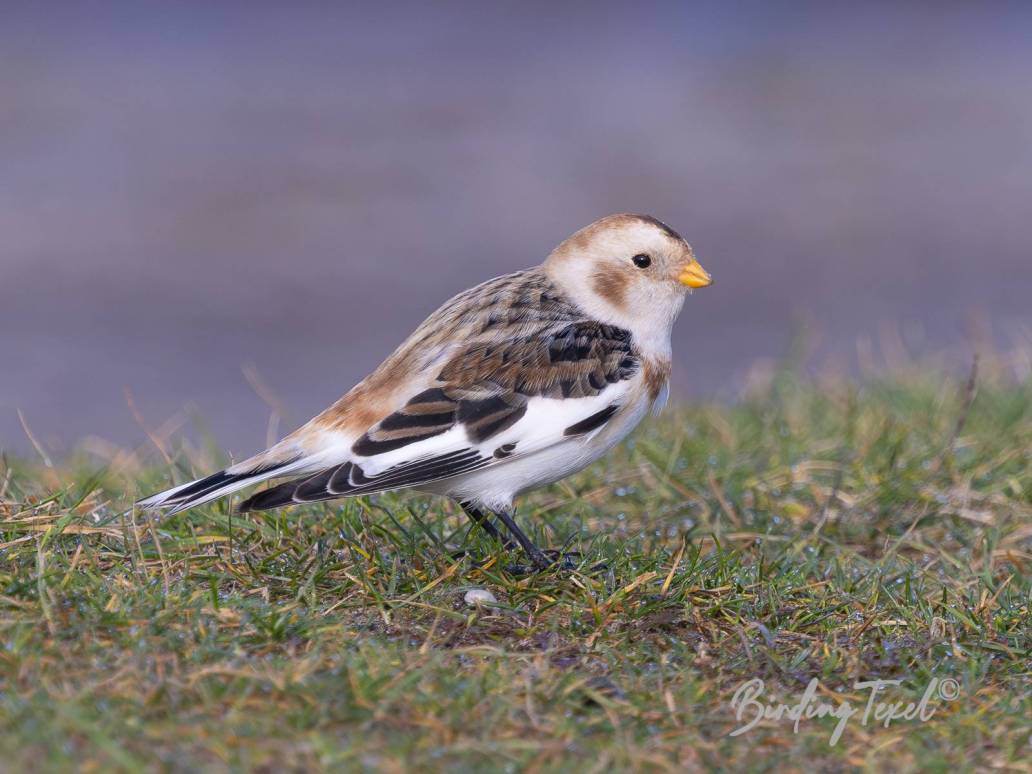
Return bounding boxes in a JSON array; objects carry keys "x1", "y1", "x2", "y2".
[{"x1": 632, "y1": 254, "x2": 652, "y2": 268}]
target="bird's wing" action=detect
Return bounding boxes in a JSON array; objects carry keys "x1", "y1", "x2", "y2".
[
  {"x1": 139, "y1": 269, "x2": 644, "y2": 516},
  {"x1": 237, "y1": 318, "x2": 641, "y2": 511}
]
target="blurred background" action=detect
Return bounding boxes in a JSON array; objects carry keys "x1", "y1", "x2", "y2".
[{"x1": 3, "y1": 1, "x2": 1031, "y2": 458}]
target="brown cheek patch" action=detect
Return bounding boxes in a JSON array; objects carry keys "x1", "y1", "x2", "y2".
[{"x1": 592, "y1": 270, "x2": 627, "y2": 310}]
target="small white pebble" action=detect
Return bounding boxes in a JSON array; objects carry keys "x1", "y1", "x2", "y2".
[{"x1": 464, "y1": 588, "x2": 497, "y2": 607}]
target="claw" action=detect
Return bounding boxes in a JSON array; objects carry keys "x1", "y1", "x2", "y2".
[
  {"x1": 503, "y1": 550, "x2": 588, "y2": 575},
  {"x1": 542, "y1": 549, "x2": 582, "y2": 571}
]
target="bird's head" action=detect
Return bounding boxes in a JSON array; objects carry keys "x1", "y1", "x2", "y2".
[{"x1": 543, "y1": 213, "x2": 712, "y2": 351}]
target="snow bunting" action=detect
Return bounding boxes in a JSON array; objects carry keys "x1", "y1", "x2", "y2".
[{"x1": 139, "y1": 213, "x2": 712, "y2": 569}]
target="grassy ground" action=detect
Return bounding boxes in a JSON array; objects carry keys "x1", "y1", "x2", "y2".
[{"x1": 1, "y1": 365, "x2": 1029, "y2": 772}]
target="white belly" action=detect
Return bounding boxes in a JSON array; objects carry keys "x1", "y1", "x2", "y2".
[{"x1": 423, "y1": 388, "x2": 652, "y2": 511}]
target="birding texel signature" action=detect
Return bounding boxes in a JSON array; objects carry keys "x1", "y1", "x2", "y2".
[{"x1": 728, "y1": 676, "x2": 961, "y2": 745}]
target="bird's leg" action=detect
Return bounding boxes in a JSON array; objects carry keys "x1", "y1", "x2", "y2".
[
  {"x1": 459, "y1": 502, "x2": 578, "y2": 574},
  {"x1": 539, "y1": 532, "x2": 589, "y2": 571},
  {"x1": 459, "y1": 501, "x2": 513, "y2": 548},
  {"x1": 490, "y1": 509, "x2": 551, "y2": 571}
]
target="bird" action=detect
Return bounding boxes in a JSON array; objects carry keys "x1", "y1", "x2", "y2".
[{"x1": 138, "y1": 213, "x2": 712, "y2": 570}]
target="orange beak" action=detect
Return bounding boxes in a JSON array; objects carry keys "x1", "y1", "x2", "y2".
[{"x1": 678, "y1": 258, "x2": 713, "y2": 289}]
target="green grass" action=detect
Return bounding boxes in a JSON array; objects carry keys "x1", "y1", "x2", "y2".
[{"x1": 1, "y1": 365, "x2": 1030, "y2": 772}]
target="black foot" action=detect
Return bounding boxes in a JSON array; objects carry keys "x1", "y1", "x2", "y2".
[
  {"x1": 490, "y1": 509, "x2": 550, "y2": 570},
  {"x1": 457, "y1": 502, "x2": 601, "y2": 574},
  {"x1": 502, "y1": 550, "x2": 590, "y2": 576},
  {"x1": 543, "y1": 549, "x2": 582, "y2": 571}
]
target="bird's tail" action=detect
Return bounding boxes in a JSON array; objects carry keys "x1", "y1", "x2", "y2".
[{"x1": 136, "y1": 447, "x2": 305, "y2": 516}]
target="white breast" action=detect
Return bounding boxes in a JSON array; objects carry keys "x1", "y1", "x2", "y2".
[{"x1": 424, "y1": 378, "x2": 654, "y2": 511}]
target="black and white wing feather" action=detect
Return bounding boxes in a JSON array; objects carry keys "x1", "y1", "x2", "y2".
[
  {"x1": 140, "y1": 270, "x2": 646, "y2": 516},
  {"x1": 238, "y1": 318, "x2": 639, "y2": 512}
]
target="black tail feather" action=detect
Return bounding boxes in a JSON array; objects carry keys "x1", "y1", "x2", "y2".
[
  {"x1": 165, "y1": 470, "x2": 246, "y2": 505},
  {"x1": 139, "y1": 456, "x2": 300, "y2": 512}
]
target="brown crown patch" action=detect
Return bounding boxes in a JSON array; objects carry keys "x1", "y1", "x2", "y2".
[
  {"x1": 551, "y1": 213, "x2": 686, "y2": 260},
  {"x1": 633, "y1": 214, "x2": 683, "y2": 242}
]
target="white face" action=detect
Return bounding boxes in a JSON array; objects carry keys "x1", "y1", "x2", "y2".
[{"x1": 543, "y1": 214, "x2": 712, "y2": 353}]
